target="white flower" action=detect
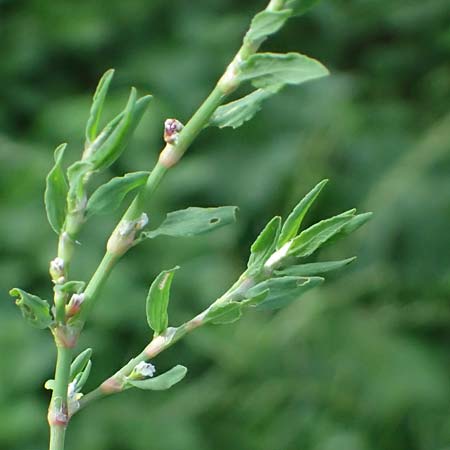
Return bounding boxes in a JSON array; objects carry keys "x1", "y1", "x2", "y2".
[{"x1": 134, "y1": 361, "x2": 156, "y2": 378}]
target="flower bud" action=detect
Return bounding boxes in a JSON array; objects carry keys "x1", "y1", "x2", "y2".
[
  {"x1": 66, "y1": 293, "x2": 85, "y2": 318},
  {"x1": 49, "y1": 257, "x2": 65, "y2": 282},
  {"x1": 164, "y1": 119, "x2": 184, "y2": 145}
]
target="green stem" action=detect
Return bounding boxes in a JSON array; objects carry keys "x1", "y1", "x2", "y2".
[
  {"x1": 76, "y1": 272, "x2": 259, "y2": 413},
  {"x1": 75, "y1": 251, "x2": 118, "y2": 326},
  {"x1": 48, "y1": 344, "x2": 72, "y2": 450},
  {"x1": 72, "y1": 0, "x2": 282, "y2": 330}
]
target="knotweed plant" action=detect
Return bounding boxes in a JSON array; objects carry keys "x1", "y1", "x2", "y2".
[{"x1": 9, "y1": 1, "x2": 371, "y2": 449}]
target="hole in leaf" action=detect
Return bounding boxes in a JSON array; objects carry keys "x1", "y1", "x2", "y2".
[{"x1": 209, "y1": 218, "x2": 220, "y2": 224}]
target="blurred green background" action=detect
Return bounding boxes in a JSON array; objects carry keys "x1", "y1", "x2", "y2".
[{"x1": 1, "y1": 0, "x2": 449, "y2": 449}]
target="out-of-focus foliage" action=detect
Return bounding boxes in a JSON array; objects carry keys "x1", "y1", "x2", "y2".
[{"x1": 0, "y1": 0, "x2": 449, "y2": 449}]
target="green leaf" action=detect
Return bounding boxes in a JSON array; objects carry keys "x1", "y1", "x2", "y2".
[
  {"x1": 146, "y1": 267, "x2": 179, "y2": 336},
  {"x1": 209, "y1": 86, "x2": 281, "y2": 129},
  {"x1": 9, "y1": 288, "x2": 53, "y2": 329},
  {"x1": 247, "y1": 216, "x2": 282, "y2": 270},
  {"x1": 74, "y1": 360, "x2": 92, "y2": 391},
  {"x1": 245, "y1": 9, "x2": 292, "y2": 43},
  {"x1": 86, "y1": 171, "x2": 150, "y2": 218},
  {"x1": 277, "y1": 179, "x2": 328, "y2": 248},
  {"x1": 85, "y1": 69, "x2": 115, "y2": 144},
  {"x1": 142, "y1": 206, "x2": 238, "y2": 239},
  {"x1": 238, "y1": 52, "x2": 329, "y2": 89},
  {"x1": 127, "y1": 365, "x2": 187, "y2": 391},
  {"x1": 325, "y1": 212, "x2": 373, "y2": 245},
  {"x1": 285, "y1": 0, "x2": 322, "y2": 16},
  {"x1": 88, "y1": 90, "x2": 152, "y2": 170},
  {"x1": 45, "y1": 143, "x2": 68, "y2": 234},
  {"x1": 275, "y1": 257, "x2": 356, "y2": 277},
  {"x1": 242, "y1": 289, "x2": 270, "y2": 308},
  {"x1": 245, "y1": 276, "x2": 323, "y2": 310},
  {"x1": 70, "y1": 348, "x2": 92, "y2": 380},
  {"x1": 204, "y1": 302, "x2": 242, "y2": 325},
  {"x1": 67, "y1": 160, "x2": 94, "y2": 210},
  {"x1": 55, "y1": 280, "x2": 85, "y2": 295},
  {"x1": 289, "y1": 209, "x2": 357, "y2": 258}
]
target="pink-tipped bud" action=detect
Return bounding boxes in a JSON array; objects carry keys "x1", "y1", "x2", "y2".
[
  {"x1": 66, "y1": 293, "x2": 85, "y2": 318},
  {"x1": 164, "y1": 119, "x2": 184, "y2": 145}
]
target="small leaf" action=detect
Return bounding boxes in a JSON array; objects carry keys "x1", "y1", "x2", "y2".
[
  {"x1": 325, "y1": 212, "x2": 373, "y2": 245},
  {"x1": 238, "y1": 52, "x2": 329, "y2": 89},
  {"x1": 285, "y1": 0, "x2": 322, "y2": 16},
  {"x1": 209, "y1": 86, "x2": 281, "y2": 129},
  {"x1": 204, "y1": 302, "x2": 242, "y2": 325},
  {"x1": 142, "y1": 206, "x2": 238, "y2": 239},
  {"x1": 245, "y1": 276, "x2": 323, "y2": 310},
  {"x1": 277, "y1": 179, "x2": 328, "y2": 248},
  {"x1": 44, "y1": 379, "x2": 55, "y2": 390},
  {"x1": 247, "y1": 216, "x2": 282, "y2": 270},
  {"x1": 85, "y1": 69, "x2": 115, "y2": 144},
  {"x1": 75, "y1": 360, "x2": 92, "y2": 391},
  {"x1": 127, "y1": 365, "x2": 187, "y2": 391},
  {"x1": 275, "y1": 257, "x2": 356, "y2": 277},
  {"x1": 55, "y1": 280, "x2": 85, "y2": 295},
  {"x1": 289, "y1": 210, "x2": 356, "y2": 258},
  {"x1": 45, "y1": 144, "x2": 68, "y2": 234},
  {"x1": 146, "y1": 267, "x2": 179, "y2": 336},
  {"x1": 242, "y1": 289, "x2": 270, "y2": 308},
  {"x1": 67, "y1": 160, "x2": 94, "y2": 211},
  {"x1": 88, "y1": 90, "x2": 152, "y2": 170},
  {"x1": 70, "y1": 348, "x2": 92, "y2": 380},
  {"x1": 9, "y1": 288, "x2": 53, "y2": 329},
  {"x1": 245, "y1": 9, "x2": 292, "y2": 43},
  {"x1": 86, "y1": 171, "x2": 150, "y2": 218}
]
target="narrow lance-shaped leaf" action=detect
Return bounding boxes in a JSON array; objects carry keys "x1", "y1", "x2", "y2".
[
  {"x1": 142, "y1": 206, "x2": 238, "y2": 239},
  {"x1": 85, "y1": 69, "x2": 115, "y2": 145},
  {"x1": 127, "y1": 365, "x2": 187, "y2": 391},
  {"x1": 275, "y1": 257, "x2": 356, "y2": 277},
  {"x1": 204, "y1": 302, "x2": 242, "y2": 325},
  {"x1": 86, "y1": 171, "x2": 150, "y2": 218},
  {"x1": 88, "y1": 90, "x2": 153, "y2": 170},
  {"x1": 244, "y1": 9, "x2": 292, "y2": 43},
  {"x1": 288, "y1": 210, "x2": 356, "y2": 258},
  {"x1": 325, "y1": 212, "x2": 373, "y2": 246},
  {"x1": 74, "y1": 360, "x2": 92, "y2": 391},
  {"x1": 45, "y1": 143, "x2": 68, "y2": 234},
  {"x1": 82, "y1": 95, "x2": 150, "y2": 160},
  {"x1": 146, "y1": 267, "x2": 179, "y2": 336},
  {"x1": 238, "y1": 52, "x2": 329, "y2": 90},
  {"x1": 277, "y1": 179, "x2": 328, "y2": 248},
  {"x1": 285, "y1": 0, "x2": 322, "y2": 16},
  {"x1": 9, "y1": 288, "x2": 53, "y2": 329},
  {"x1": 247, "y1": 216, "x2": 282, "y2": 270},
  {"x1": 209, "y1": 86, "x2": 282, "y2": 129},
  {"x1": 245, "y1": 276, "x2": 323, "y2": 310},
  {"x1": 70, "y1": 348, "x2": 92, "y2": 380}
]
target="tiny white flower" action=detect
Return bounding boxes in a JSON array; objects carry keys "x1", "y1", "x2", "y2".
[
  {"x1": 134, "y1": 361, "x2": 156, "y2": 378},
  {"x1": 50, "y1": 257, "x2": 65, "y2": 280}
]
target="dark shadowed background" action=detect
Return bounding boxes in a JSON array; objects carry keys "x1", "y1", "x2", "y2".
[{"x1": 1, "y1": 0, "x2": 449, "y2": 449}]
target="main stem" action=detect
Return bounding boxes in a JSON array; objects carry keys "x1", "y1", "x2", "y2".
[
  {"x1": 48, "y1": 1, "x2": 288, "y2": 448},
  {"x1": 48, "y1": 345, "x2": 72, "y2": 450}
]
